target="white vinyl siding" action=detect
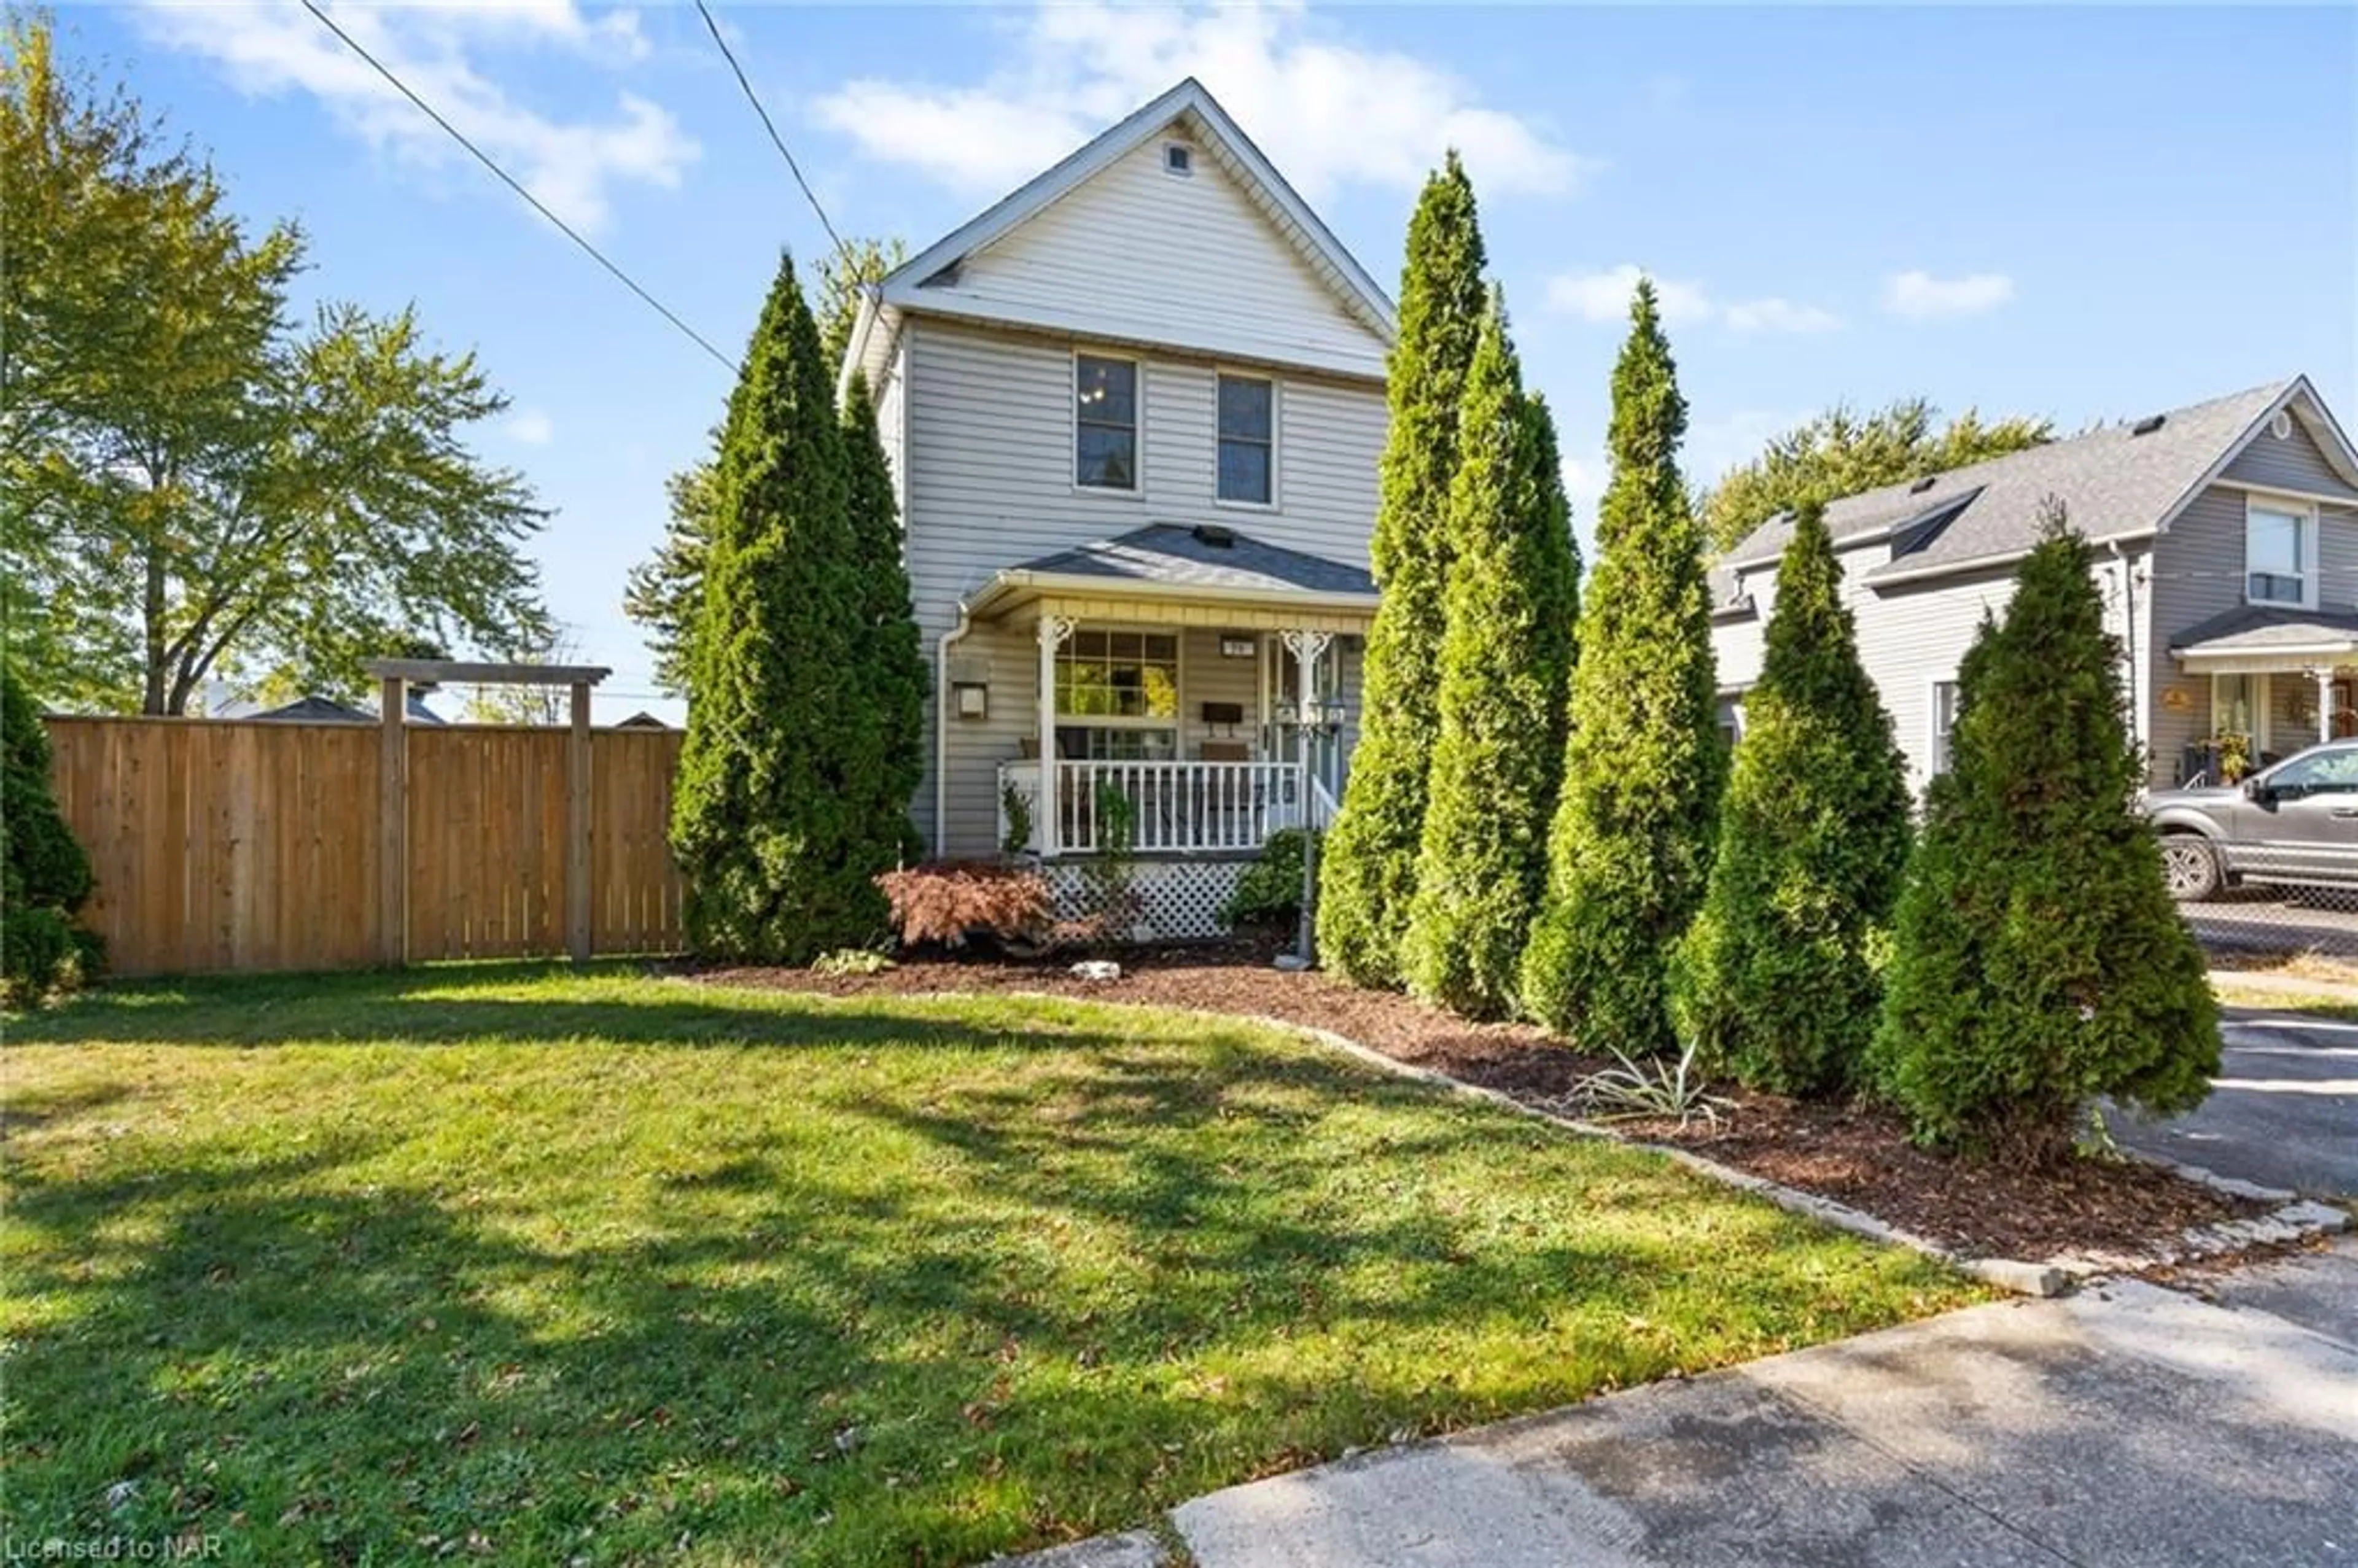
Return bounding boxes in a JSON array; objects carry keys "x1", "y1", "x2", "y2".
[
  {"x1": 908, "y1": 129, "x2": 1387, "y2": 381},
  {"x1": 901, "y1": 317, "x2": 1383, "y2": 855}
]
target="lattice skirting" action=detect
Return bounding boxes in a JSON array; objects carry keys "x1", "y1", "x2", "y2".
[{"x1": 1041, "y1": 858, "x2": 1251, "y2": 942}]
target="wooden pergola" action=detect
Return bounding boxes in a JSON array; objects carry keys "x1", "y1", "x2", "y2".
[{"x1": 361, "y1": 658, "x2": 612, "y2": 965}]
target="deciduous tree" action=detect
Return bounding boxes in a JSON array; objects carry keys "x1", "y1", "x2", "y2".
[
  {"x1": 1700, "y1": 399, "x2": 2052, "y2": 551},
  {"x1": 2, "y1": 17, "x2": 549, "y2": 713}
]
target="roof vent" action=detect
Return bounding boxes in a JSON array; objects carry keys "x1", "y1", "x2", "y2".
[
  {"x1": 2131, "y1": 414, "x2": 2166, "y2": 437},
  {"x1": 1909, "y1": 475, "x2": 1938, "y2": 494},
  {"x1": 2271, "y1": 410, "x2": 2295, "y2": 440},
  {"x1": 1192, "y1": 523, "x2": 1236, "y2": 549},
  {"x1": 1164, "y1": 143, "x2": 1193, "y2": 177}
]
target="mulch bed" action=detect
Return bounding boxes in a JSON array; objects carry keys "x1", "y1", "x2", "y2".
[{"x1": 687, "y1": 938, "x2": 2266, "y2": 1265}]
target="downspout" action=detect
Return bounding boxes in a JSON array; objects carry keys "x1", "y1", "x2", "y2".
[
  {"x1": 934, "y1": 607, "x2": 975, "y2": 860},
  {"x1": 2109, "y1": 539, "x2": 2141, "y2": 759}
]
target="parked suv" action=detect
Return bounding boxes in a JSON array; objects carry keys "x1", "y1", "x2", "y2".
[{"x1": 2140, "y1": 738, "x2": 2358, "y2": 901}]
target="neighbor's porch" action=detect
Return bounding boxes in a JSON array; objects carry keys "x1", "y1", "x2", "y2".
[{"x1": 2168, "y1": 607, "x2": 2358, "y2": 782}]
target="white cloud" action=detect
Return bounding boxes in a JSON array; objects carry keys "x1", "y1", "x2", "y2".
[
  {"x1": 1687, "y1": 408, "x2": 1808, "y2": 486},
  {"x1": 1721, "y1": 297, "x2": 1842, "y2": 335},
  {"x1": 1560, "y1": 449, "x2": 1606, "y2": 522},
  {"x1": 132, "y1": 2, "x2": 694, "y2": 234},
  {"x1": 1546, "y1": 265, "x2": 1838, "y2": 335},
  {"x1": 505, "y1": 407, "x2": 556, "y2": 445},
  {"x1": 1881, "y1": 270, "x2": 2016, "y2": 320},
  {"x1": 811, "y1": 2, "x2": 1588, "y2": 201}
]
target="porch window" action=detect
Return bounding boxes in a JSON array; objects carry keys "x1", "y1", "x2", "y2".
[
  {"x1": 1216, "y1": 375, "x2": 1274, "y2": 505},
  {"x1": 1056, "y1": 629, "x2": 1177, "y2": 758},
  {"x1": 1075, "y1": 355, "x2": 1138, "y2": 490},
  {"x1": 2246, "y1": 498, "x2": 2313, "y2": 606}
]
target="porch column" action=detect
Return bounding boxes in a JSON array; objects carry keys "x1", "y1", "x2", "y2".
[
  {"x1": 2320, "y1": 666, "x2": 2338, "y2": 745},
  {"x1": 1037, "y1": 615, "x2": 1075, "y2": 857},
  {"x1": 1280, "y1": 629, "x2": 1333, "y2": 823}
]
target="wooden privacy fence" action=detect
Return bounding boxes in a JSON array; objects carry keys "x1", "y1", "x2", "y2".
[{"x1": 45, "y1": 716, "x2": 687, "y2": 976}]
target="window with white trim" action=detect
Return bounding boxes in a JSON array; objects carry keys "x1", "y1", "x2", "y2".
[
  {"x1": 1054, "y1": 629, "x2": 1178, "y2": 759},
  {"x1": 1929, "y1": 679, "x2": 1961, "y2": 777},
  {"x1": 2246, "y1": 497, "x2": 2314, "y2": 605},
  {"x1": 1075, "y1": 355, "x2": 1138, "y2": 490},
  {"x1": 1216, "y1": 375, "x2": 1274, "y2": 504}
]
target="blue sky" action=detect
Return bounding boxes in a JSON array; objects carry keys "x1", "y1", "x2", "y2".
[{"x1": 75, "y1": 2, "x2": 2358, "y2": 721}]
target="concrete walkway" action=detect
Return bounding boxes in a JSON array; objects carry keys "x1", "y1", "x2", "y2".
[
  {"x1": 1021, "y1": 1264, "x2": 2358, "y2": 1567},
  {"x1": 2114, "y1": 999, "x2": 2358, "y2": 1199}
]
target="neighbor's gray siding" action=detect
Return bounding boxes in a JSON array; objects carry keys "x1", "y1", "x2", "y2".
[
  {"x1": 898, "y1": 316, "x2": 1383, "y2": 854},
  {"x1": 2219, "y1": 415, "x2": 2358, "y2": 500},
  {"x1": 1710, "y1": 543, "x2": 2145, "y2": 795},
  {"x1": 2149, "y1": 480, "x2": 2358, "y2": 777}
]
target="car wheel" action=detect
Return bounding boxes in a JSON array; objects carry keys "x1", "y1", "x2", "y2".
[{"x1": 2160, "y1": 835, "x2": 2221, "y2": 902}]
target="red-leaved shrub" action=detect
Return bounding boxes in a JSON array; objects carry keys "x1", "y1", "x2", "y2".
[{"x1": 876, "y1": 861, "x2": 1054, "y2": 951}]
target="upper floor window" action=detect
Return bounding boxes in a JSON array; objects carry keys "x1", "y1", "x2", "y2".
[
  {"x1": 1075, "y1": 355, "x2": 1138, "y2": 491},
  {"x1": 1216, "y1": 374, "x2": 1274, "y2": 505},
  {"x1": 2246, "y1": 497, "x2": 2314, "y2": 606}
]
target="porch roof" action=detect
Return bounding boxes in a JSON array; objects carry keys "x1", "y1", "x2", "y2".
[
  {"x1": 2171, "y1": 604, "x2": 2358, "y2": 670},
  {"x1": 966, "y1": 524, "x2": 1379, "y2": 624}
]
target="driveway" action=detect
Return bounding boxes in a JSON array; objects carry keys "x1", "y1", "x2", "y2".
[
  {"x1": 2112, "y1": 1004, "x2": 2358, "y2": 1199},
  {"x1": 1093, "y1": 1275, "x2": 2358, "y2": 1567}
]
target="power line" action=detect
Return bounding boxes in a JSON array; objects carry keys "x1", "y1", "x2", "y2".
[
  {"x1": 297, "y1": 0, "x2": 739, "y2": 375},
  {"x1": 692, "y1": 0, "x2": 849, "y2": 264}
]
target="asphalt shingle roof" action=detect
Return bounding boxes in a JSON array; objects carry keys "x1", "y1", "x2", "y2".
[
  {"x1": 2169, "y1": 603, "x2": 2358, "y2": 654},
  {"x1": 1011, "y1": 523, "x2": 1376, "y2": 598},
  {"x1": 1718, "y1": 380, "x2": 2304, "y2": 595}
]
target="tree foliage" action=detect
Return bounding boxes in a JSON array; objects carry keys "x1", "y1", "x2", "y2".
[
  {"x1": 671, "y1": 252, "x2": 895, "y2": 963},
  {"x1": 1869, "y1": 513, "x2": 2219, "y2": 1157},
  {"x1": 840, "y1": 370, "x2": 927, "y2": 862},
  {"x1": 1400, "y1": 291, "x2": 1578, "y2": 1018},
  {"x1": 622, "y1": 434, "x2": 717, "y2": 698},
  {"x1": 1522, "y1": 280, "x2": 1722, "y2": 1050},
  {"x1": 2, "y1": 16, "x2": 549, "y2": 713},
  {"x1": 629, "y1": 236, "x2": 902, "y2": 700},
  {"x1": 1671, "y1": 501, "x2": 1910, "y2": 1093},
  {"x1": 1317, "y1": 152, "x2": 1488, "y2": 987},
  {"x1": 1700, "y1": 398, "x2": 2053, "y2": 552},
  {"x1": 2, "y1": 660, "x2": 99, "y2": 1004}
]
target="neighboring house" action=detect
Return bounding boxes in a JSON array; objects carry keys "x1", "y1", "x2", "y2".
[
  {"x1": 1711, "y1": 376, "x2": 2358, "y2": 793},
  {"x1": 219, "y1": 692, "x2": 448, "y2": 726},
  {"x1": 840, "y1": 78, "x2": 1393, "y2": 930}
]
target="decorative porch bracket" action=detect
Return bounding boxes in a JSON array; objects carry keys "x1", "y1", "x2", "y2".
[{"x1": 1036, "y1": 616, "x2": 1076, "y2": 858}]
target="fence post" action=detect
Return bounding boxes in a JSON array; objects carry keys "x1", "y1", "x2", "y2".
[
  {"x1": 567, "y1": 680, "x2": 593, "y2": 965},
  {"x1": 378, "y1": 676, "x2": 408, "y2": 966}
]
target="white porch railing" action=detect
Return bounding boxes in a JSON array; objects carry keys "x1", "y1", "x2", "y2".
[{"x1": 997, "y1": 759, "x2": 1336, "y2": 856}]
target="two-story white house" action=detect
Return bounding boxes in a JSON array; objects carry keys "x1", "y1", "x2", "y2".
[
  {"x1": 1710, "y1": 376, "x2": 2358, "y2": 796},
  {"x1": 838, "y1": 79, "x2": 1394, "y2": 933}
]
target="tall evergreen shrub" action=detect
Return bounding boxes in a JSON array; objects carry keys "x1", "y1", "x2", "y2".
[
  {"x1": 840, "y1": 370, "x2": 927, "y2": 864},
  {"x1": 671, "y1": 252, "x2": 884, "y2": 962},
  {"x1": 1870, "y1": 513, "x2": 2219, "y2": 1156},
  {"x1": 1521, "y1": 280, "x2": 1722, "y2": 1049},
  {"x1": 2, "y1": 662, "x2": 99, "y2": 1004},
  {"x1": 1670, "y1": 501, "x2": 1910, "y2": 1092},
  {"x1": 1401, "y1": 292, "x2": 1578, "y2": 1017},
  {"x1": 1317, "y1": 152, "x2": 1488, "y2": 986}
]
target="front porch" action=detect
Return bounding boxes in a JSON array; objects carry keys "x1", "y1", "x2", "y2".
[
  {"x1": 952, "y1": 522, "x2": 1377, "y2": 862},
  {"x1": 2168, "y1": 605, "x2": 2358, "y2": 783}
]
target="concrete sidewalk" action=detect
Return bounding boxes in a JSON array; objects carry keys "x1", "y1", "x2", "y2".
[{"x1": 1022, "y1": 1258, "x2": 2358, "y2": 1568}]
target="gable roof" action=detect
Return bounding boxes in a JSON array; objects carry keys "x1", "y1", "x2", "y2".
[
  {"x1": 844, "y1": 79, "x2": 1395, "y2": 394},
  {"x1": 1716, "y1": 376, "x2": 2358, "y2": 596}
]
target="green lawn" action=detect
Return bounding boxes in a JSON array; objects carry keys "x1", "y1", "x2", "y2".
[{"x1": 3, "y1": 966, "x2": 1978, "y2": 1566}]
